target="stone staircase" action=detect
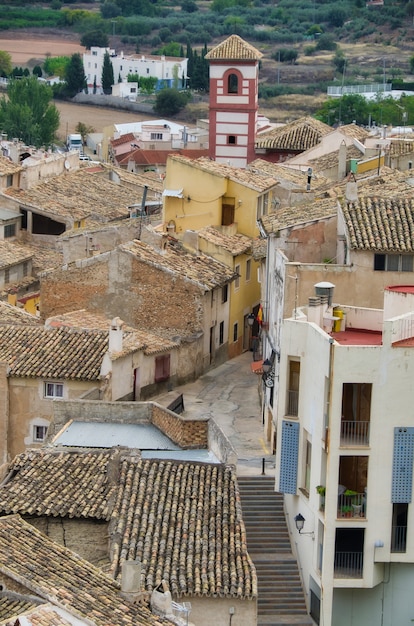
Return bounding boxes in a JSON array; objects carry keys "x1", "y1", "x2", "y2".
[{"x1": 238, "y1": 476, "x2": 313, "y2": 626}]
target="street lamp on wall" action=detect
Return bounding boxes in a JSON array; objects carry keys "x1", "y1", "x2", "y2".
[
  {"x1": 247, "y1": 313, "x2": 255, "y2": 327},
  {"x1": 294, "y1": 513, "x2": 315, "y2": 539}
]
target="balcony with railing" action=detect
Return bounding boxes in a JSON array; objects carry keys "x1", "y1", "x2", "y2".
[
  {"x1": 334, "y1": 551, "x2": 364, "y2": 578},
  {"x1": 286, "y1": 389, "x2": 299, "y2": 416},
  {"x1": 391, "y1": 526, "x2": 407, "y2": 553},
  {"x1": 340, "y1": 420, "x2": 370, "y2": 446},
  {"x1": 337, "y1": 491, "x2": 366, "y2": 519}
]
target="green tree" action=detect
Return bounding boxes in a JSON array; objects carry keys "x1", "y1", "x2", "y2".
[
  {"x1": 139, "y1": 76, "x2": 157, "y2": 94},
  {"x1": 81, "y1": 30, "x2": 110, "y2": 49},
  {"x1": 32, "y1": 65, "x2": 43, "y2": 78},
  {"x1": 43, "y1": 56, "x2": 70, "y2": 79},
  {"x1": 0, "y1": 51, "x2": 12, "y2": 78},
  {"x1": 316, "y1": 34, "x2": 337, "y2": 51},
  {"x1": 102, "y1": 51, "x2": 114, "y2": 94},
  {"x1": 0, "y1": 77, "x2": 59, "y2": 148},
  {"x1": 75, "y1": 121, "x2": 95, "y2": 144},
  {"x1": 333, "y1": 49, "x2": 346, "y2": 74},
  {"x1": 65, "y1": 53, "x2": 86, "y2": 97},
  {"x1": 273, "y1": 49, "x2": 298, "y2": 64},
  {"x1": 154, "y1": 88, "x2": 189, "y2": 116},
  {"x1": 315, "y1": 94, "x2": 369, "y2": 125}
]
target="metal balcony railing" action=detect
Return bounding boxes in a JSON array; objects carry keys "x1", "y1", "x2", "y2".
[
  {"x1": 340, "y1": 421, "x2": 370, "y2": 446},
  {"x1": 337, "y1": 492, "x2": 366, "y2": 518},
  {"x1": 391, "y1": 525, "x2": 407, "y2": 553},
  {"x1": 334, "y1": 551, "x2": 363, "y2": 578},
  {"x1": 286, "y1": 390, "x2": 299, "y2": 416}
]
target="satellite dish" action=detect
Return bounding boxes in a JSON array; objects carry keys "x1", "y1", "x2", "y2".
[{"x1": 64, "y1": 159, "x2": 70, "y2": 170}]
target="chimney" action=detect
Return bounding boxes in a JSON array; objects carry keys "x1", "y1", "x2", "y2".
[
  {"x1": 121, "y1": 560, "x2": 142, "y2": 594},
  {"x1": 314, "y1": 282, "x2": 335, "y2": 306},
  {"x1": 109, "y1": 317, "x2": 123, "y2": 352}
]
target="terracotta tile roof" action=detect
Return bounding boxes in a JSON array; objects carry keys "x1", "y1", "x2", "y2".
[
  {"x1": 104, "y1": 166, "x2": 164, "y2": 194},
  {"x1": 205, "y1": 34, "x2": 262, "y2": 61},
  {"x1": 338, "y1": 123, "x2": 370, "y2": 141},
  {"x1": 0, "y1": 240, "x2": 33, "y2": 269},
  {"x1": 198, "y1": 226, "x2": 252, "y2": 255},
  {"x1": 0, "y1": 593, "x2": 38, "y2": 622},
  {"x1": 0, "y1": 155, "x2": 22, "y2": 176},
  {"x1": 46, "y1": 310, "x2": 179, "y2": 356},
  {"x1": 111, "y1": 133, "x2": 136, "y2": 147},
  {"x1": 0, "y1": 325, "x2": 108, "y2": 379},
  {"x1": 341, "y1": 195, "x2": 414, "y2": 251},
  {"x1": 255, "y1": 117, "x2": 331, "y2": 151},
  {"x1": 308, "y1": 144, "x2": 362, "y2": 172},
  {"x1": 252, "y1": 237, "x2": 267, "y2": 261},
  {"x1": 0, "y1": 452, "x2": 257, "y2": 601},
  {"x1": 117, "y1": 149, "x2": 209, "y2": 167},
  {"x1": 2, "y1": 603, "x2": 76, "y2": 625},
  {"x1": 248, "y1": 158, "x2": 330, "y2": 190},
  {"x1": 0, "y1": 301, "x2": 40, "y2": 326},
  {"x1": 110, "y1": 457, "x2": 256, "y2": 599},
  {"x1": 261, "y1": 197, "x2": 338, "y2": 234},
  {"x1": 2, "y1": 168, "x2": 137, "y2": 224},
  {"x1": 389, "y1": 139, "x2": 414, "y2": 157},
  {"x1": 121, "y1": 238, "x2": 237, "y2": 290},
  {"x1": 168, "y1": 155, "x2": 277, "y2": 193},
  {"x1": 0, "y1": 515, "x2": 174, "y2": 626},
  {"x1": 0, "y1": 449, "x2": 117, "y2": 519}
]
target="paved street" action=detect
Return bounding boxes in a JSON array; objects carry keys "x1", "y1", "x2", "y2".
[{"x1": 170, "y1": 351, "x2": 276, "y2": 477}]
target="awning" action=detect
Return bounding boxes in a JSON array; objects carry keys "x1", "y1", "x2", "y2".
[
  {"x1": 162, "y1": 188, "x2": 183, "y2": 198},
  {"x1": 250, "y1": 360, "x2": 264, "y2": 374}
]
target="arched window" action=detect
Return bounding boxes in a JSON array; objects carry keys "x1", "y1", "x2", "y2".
[{"x1": 228, "y1": 73, "x2": 238, "y2": 94}]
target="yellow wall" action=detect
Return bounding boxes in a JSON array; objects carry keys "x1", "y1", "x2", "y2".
[
  {"x1": 357, "y1": 155, "x2": 384, "y2": 174},
  {"x1": 163, "y1": 157, "x2": 269, "y2": 239},
  {"x1": 229, "y1": 254, "x2": 261, "y2": 357}
]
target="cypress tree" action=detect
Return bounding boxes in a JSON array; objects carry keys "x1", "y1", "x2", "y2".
[{"x1": 102, "y1": 51, "x2": 114, "y2": 95}]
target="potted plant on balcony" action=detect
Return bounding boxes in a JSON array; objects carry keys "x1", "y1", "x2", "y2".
[
  {"x1": 340, "y1": 505, "x2": 353, "y2": 518},
  {"x1": 316, "y1": 485, "x2": 326, "y2": 510},
  {"x1": 344, "y1": 489, "x2": 362, "y2": 517}
]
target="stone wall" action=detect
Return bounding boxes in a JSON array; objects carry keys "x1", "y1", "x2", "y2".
[
  {"x1": 151, "y1": 403, "x2": 208, "y2": 449},
  {"x1": 29, "y1": 516, "x2": 109, "y2": 567},
  {"x1": 51, "y1": 399, "x2": 151, "y2": 437}
]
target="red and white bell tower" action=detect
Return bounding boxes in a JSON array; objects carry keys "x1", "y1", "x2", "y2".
[{"x1": 205, "y1": 35, "x2": 262, "y2": 169}]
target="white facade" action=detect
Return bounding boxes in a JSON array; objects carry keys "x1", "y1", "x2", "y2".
[
  {"x1": 83, "y1": 47, "x2": 187, "y2": 93},
  {"x1": 271, "y1": 284, "x2": 414, "y2": 625}
]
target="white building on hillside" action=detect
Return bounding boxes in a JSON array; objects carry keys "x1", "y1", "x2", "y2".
[
  {"x1": 271, "y1": 282, "x2": 414, "y2": 626},
  {"x1": 83, "y1": 47, "x2": 188, "y2": 93}
]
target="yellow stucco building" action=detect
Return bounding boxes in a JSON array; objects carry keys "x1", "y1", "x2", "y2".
[{"x1": 162, "y1": 154, "x2": 277, "y2": 356}]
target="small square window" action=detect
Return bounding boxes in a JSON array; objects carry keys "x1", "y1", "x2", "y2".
[
  {"x1": 228, "y1": 135, "x2": 236, "y2": 145},
  {"x1": 33, "y1": 425, "x2": 48, "y2": 442},
  {"x1": 44, "y1": 382, "x2": 63, "y2": 399}
]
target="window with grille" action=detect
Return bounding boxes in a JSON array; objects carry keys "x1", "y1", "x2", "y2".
[{"x1": 4, "y1": 224, "x2": 15, "y2": 238}]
